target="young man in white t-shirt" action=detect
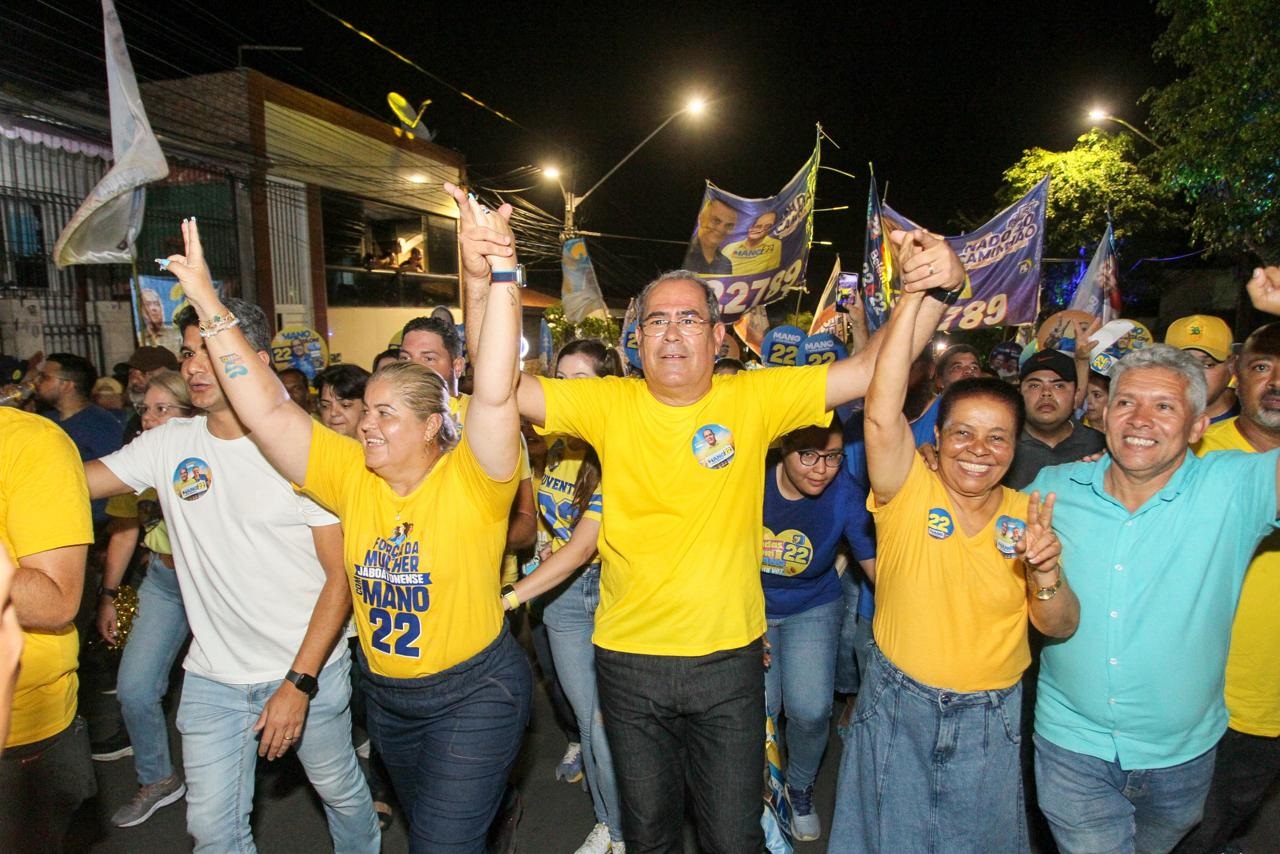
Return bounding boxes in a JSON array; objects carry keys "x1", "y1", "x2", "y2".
[{"x1": 87, "y1": 299, "x2": 378, "y2": 851}]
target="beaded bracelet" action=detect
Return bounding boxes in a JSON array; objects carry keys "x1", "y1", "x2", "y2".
[{"x1": 199, "y1": 312, "x2": 240, "y2": 338}]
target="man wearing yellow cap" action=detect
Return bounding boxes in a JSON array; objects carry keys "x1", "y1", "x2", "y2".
[{"x1": 1166, "y1": 314, "x2": 1239, "y2": 424}]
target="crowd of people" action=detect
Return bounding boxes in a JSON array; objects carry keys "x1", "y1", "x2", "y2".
[{"x1": 2, "y1": 183, "x2": 1280, "y2": 854}]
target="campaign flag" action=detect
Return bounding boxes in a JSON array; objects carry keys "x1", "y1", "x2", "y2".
[
  {"x1": 733, "y1": 304, "x2": 770, "y2": 358},
  {"x1": 54, "y1": 0, "x2": 169, "y2": 267},
  {"x1": 1067, "y1": 223, "x2": 1120, "y2": 324},
  {"x1": 860, "y1": 168, "x2": 894, "y2": 332},
  {"x1": 560, "y1": 237, "x2": 609, "y2": 323},
  {"x1": 683, "y1": 138, "x2": 819, "y2": 323},
  {"x1": 809, "y1": 258, "x2": 843, "y2": 335},
  {"x1": 761, "y1": 325, "x2": 807, "y2": 367},
  {"x1": 875, "y1": 176, "x2": 1048, "y2": 332}
]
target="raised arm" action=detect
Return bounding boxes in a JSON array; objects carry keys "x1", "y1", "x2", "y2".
[
  {"x1": 864, "y1": 286, "x2": 932, "y2": 506},
  {"x1": 1247, "y1": 266, "x2": 1280, "y2": 316},
  {"x1": 163, "y1": 219, "x2": 314, "y2": 484},
  {"x1": 826, "y1": 230, "x2": 965, "y2": 409},
  {"x1": 448, "y1": 183, "x2": 523, "y2": 480}
]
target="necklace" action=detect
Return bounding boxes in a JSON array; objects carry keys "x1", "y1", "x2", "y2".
[{"x1": 388, "y1": 453, "x2": 441, "y2": 522}]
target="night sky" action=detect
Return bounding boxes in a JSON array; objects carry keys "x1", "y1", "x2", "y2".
[{"x1": 4, "y1": 0, "x2": 1174, "y2": 302}]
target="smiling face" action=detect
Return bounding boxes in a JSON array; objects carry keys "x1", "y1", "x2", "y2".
[
  {"x1": 1105, "y1": 367, "x2": 1207, "y2": 482},
  {"x1": 746, "y1": 211, "x2": 776, "y2": 245},
  {"x1": 318, "y1": 385, "x2": 362, "y2": 438},
  {"x1": 358, "y1": 377, "x2": 439, "y2": 476},
  {"x1": 1021, "y1": 369, "x2": 1076, "y2": 434},
  {"x1": 638, "y1": 278, "x2": 724, "y2": 401},
  {"x1": 935, "y1": 395, "x2": 1018, "y2": 497}
]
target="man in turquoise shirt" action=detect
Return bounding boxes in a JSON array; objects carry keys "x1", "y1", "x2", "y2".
[{"x1": 1027, "y1": 345, "x2": 1280, "y2": 854}]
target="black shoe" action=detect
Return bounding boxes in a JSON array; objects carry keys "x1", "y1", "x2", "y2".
[{"x1": 91, "y1": 729, "x2": 134, "y2": 761}]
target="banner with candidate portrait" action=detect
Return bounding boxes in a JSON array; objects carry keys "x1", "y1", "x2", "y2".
[
  {"x1": 682, "y1": 139, "x2": 819, "y2": 324},
  {"x1": 134, "y1": 273, "x2": 225, "y2": 353},
  {"x1": 865, "y1": 175, "x2": 1049, "y2": 333}
]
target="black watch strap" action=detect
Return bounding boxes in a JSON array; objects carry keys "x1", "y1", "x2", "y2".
[{"x1": 285, "y1": 669, "x2": 319, "y2": 700}]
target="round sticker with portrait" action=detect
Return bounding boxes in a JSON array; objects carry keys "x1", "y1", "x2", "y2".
[
  {"x1": 994, "y1": 515, "x2": 1027, "y2": 558},
  {"x1": 691, "y1": 424, "x2": 736, "y2": 470},
  {"x1": 172, "y1": 457, "x2": 212, "y2": 502}
]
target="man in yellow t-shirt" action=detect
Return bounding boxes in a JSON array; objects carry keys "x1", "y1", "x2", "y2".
[
  {"x1": 722, "y1": 210, "x2": 782, "y2": 277},
  {"x1": 0, "y1": 406, "x2": 94, "y2": 852},
  {"x1": 1183, "y1": 321, "x2": 1280, "y2": 852},
  {"x1": 512, "y1": 238, "x2": 965, "y2": 850}
]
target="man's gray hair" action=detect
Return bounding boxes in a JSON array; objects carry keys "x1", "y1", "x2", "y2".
[
  {"x1": 174, "y1": 297, "x2": 273, "y2": 353},
  {"x1": 1109, "y1": 344, "x2": 1209, "y2": 415},
  {"x1": 635, "y1": 270, "x2": 722, "y2": 326}
]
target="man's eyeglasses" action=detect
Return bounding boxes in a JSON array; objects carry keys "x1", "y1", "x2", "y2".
[
  {"x1": 796, "y1": 449, "x2": 845, "y2": 468},
  {"x1": 135, "y1": 403, "x2": 192, "y2": 417},
  {"x1": 639, "y1": 317, "x2": 710, "y2": 337}
]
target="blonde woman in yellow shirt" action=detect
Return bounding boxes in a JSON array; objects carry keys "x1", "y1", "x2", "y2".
[
  {"x1": 829, "y1": 285, "x2": 1079, "y2": 853},
  {"x1": 159, "y1": 184, "x2": 529, "y2": 851}
]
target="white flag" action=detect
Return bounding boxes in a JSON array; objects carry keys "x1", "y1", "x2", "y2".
[{"x1": 54, "y1": 0, "x2": 168, "y2": 267}]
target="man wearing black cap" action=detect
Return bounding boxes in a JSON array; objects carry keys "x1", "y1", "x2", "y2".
[
  {"x1": 122, "y1": 346, "x2": 179, "y2": 442},
  {"x1": 1004, "y1": 349, "x2": 1106, "y2": 489}
]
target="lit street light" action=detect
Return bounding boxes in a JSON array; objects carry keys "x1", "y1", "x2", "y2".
[
  {"x1": 1087, "y1": 107, "x2": 1163, "y2": 150},
  {"x1": 543, "y1": 96, "x2": 707, "y2": 240}
]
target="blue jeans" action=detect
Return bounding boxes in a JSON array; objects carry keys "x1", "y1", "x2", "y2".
[
  {"x1": 830, "y1": 643, "x2": 1027, "y2": 853},
  {"x1": 764, "y1": 595, "x2": 841, "y2": 792},
  {"x1": 835, "y1": 570, "x2": 862, "y2": 695},
  {"x1": 1034, "y1": 733, "x2": 1216, "y2": 854},
  {"x1": 177, "y1": 650, "x2": 378, "y2": 854},
  {"x1": 118, "y1": 556, "x2": 189, "y2": 785},
  {"x1": 596, "y1": 638, "x2": 766, "y2": 854},
  {"x1": 359, "y1": 626, "x2": 531, "y2": 853},
  {"x1": 544, "y1": 566, "x2": 623, "y2": 842}
]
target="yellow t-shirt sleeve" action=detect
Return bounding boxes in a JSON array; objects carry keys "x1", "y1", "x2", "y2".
[
  {"x1": 303, "y1": 421, "x2": 366, "y2": 515},
  {"x1": 105, "y1": 492, "x2": 139, "y2": 519},
  {"x1": 536, "y1": 376, "x2": 614, "y2": 446},
  {"x1": 3, "y1": 423, "x2": 92, "y2": 559},
  {"x1": 452, "y1": 430, "x2": 521, "y2": 524},
  {"x1": 747, "y1": 364, "x2": 832, "y2": 443}
]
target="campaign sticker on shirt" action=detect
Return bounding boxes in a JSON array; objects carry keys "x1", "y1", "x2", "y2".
[
  {"x1": 691, "y1": 424, "x2": 736, "y2": 470},
  {"x1": 926, "y1": 507, "x2": 954, "y2": 540},
  {"x1": 995, "y1": 515, "x2": 1027, "y2": 558},
  {"x1": 762, "y1": 528, "x2": 814, "y2": 576},
  {"x1": 172, "y1": 457, "x2": 212, "y2": 502}
]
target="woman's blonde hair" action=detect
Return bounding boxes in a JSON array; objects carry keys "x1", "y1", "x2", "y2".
[
  {"x1": 146, "y1": 369, "x2": 193, "y2": 409},
  {"x1": 371, "y1": 361, "x2": 460, "y2": 451}
]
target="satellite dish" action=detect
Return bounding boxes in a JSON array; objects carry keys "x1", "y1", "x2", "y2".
[{"x1": 387, "y1": 92, "x2": 432, "y2": 139}]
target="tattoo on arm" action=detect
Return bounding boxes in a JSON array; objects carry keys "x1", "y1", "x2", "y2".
[
  {"x1": 506, "y1": 285, "x2": 517, "y2": 307},
  {"x1": 219, "y1": 353, "x2": 248, "y2": 379}
]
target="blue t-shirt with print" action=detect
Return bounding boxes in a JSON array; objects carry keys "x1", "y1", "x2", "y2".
[{"x1": 761, "y1": 465, "x2": 874, "y2": 620}]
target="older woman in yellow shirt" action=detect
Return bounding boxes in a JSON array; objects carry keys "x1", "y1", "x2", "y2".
[
  {"x1": 159, "y1": 184, "x2": 529, "y2": 852},
  {"x1": 829, "y1": 281, "x2": 1079, "y2": 853}
]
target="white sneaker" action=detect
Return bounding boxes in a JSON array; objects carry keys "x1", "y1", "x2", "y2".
[
  {"x1": 574, "y1": 822, "x2": 612, "y2": 854},
  {"x1": 611, "y1": 841, "x2": 625, "y2": 853}
]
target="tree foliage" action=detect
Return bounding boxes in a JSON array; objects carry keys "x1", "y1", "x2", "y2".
[
  {"x1": 542, "y1": 304, "x2": 619, "y2": 353},
  {"x1": 1146, "y1": 0, "x2": 1280, "y2": 261},
  {"x1": 999, "y1": 131, "x2": 1184, "y2": 257}
]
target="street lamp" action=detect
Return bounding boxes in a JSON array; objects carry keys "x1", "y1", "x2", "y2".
[
  {"x1": 543, "y1": 96, "x2": 707, "y2": 239},
  {"x1": 1087, "y1": 107, "x2": 1163, "y2": 150}
]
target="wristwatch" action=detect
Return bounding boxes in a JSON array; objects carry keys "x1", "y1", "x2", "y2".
[
  {"x1": 1033, "y1": 575, "x2": 1063, "y2": 601},
  {"x1": 501, "y1": 583, "x2": 521, "y2": 612},
  {"x1": 285, "y1": 669, "x2": 319, "y2": 700},
  {"x1": 491, "y1": 265, "x2": 526, "y2": 287}
]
